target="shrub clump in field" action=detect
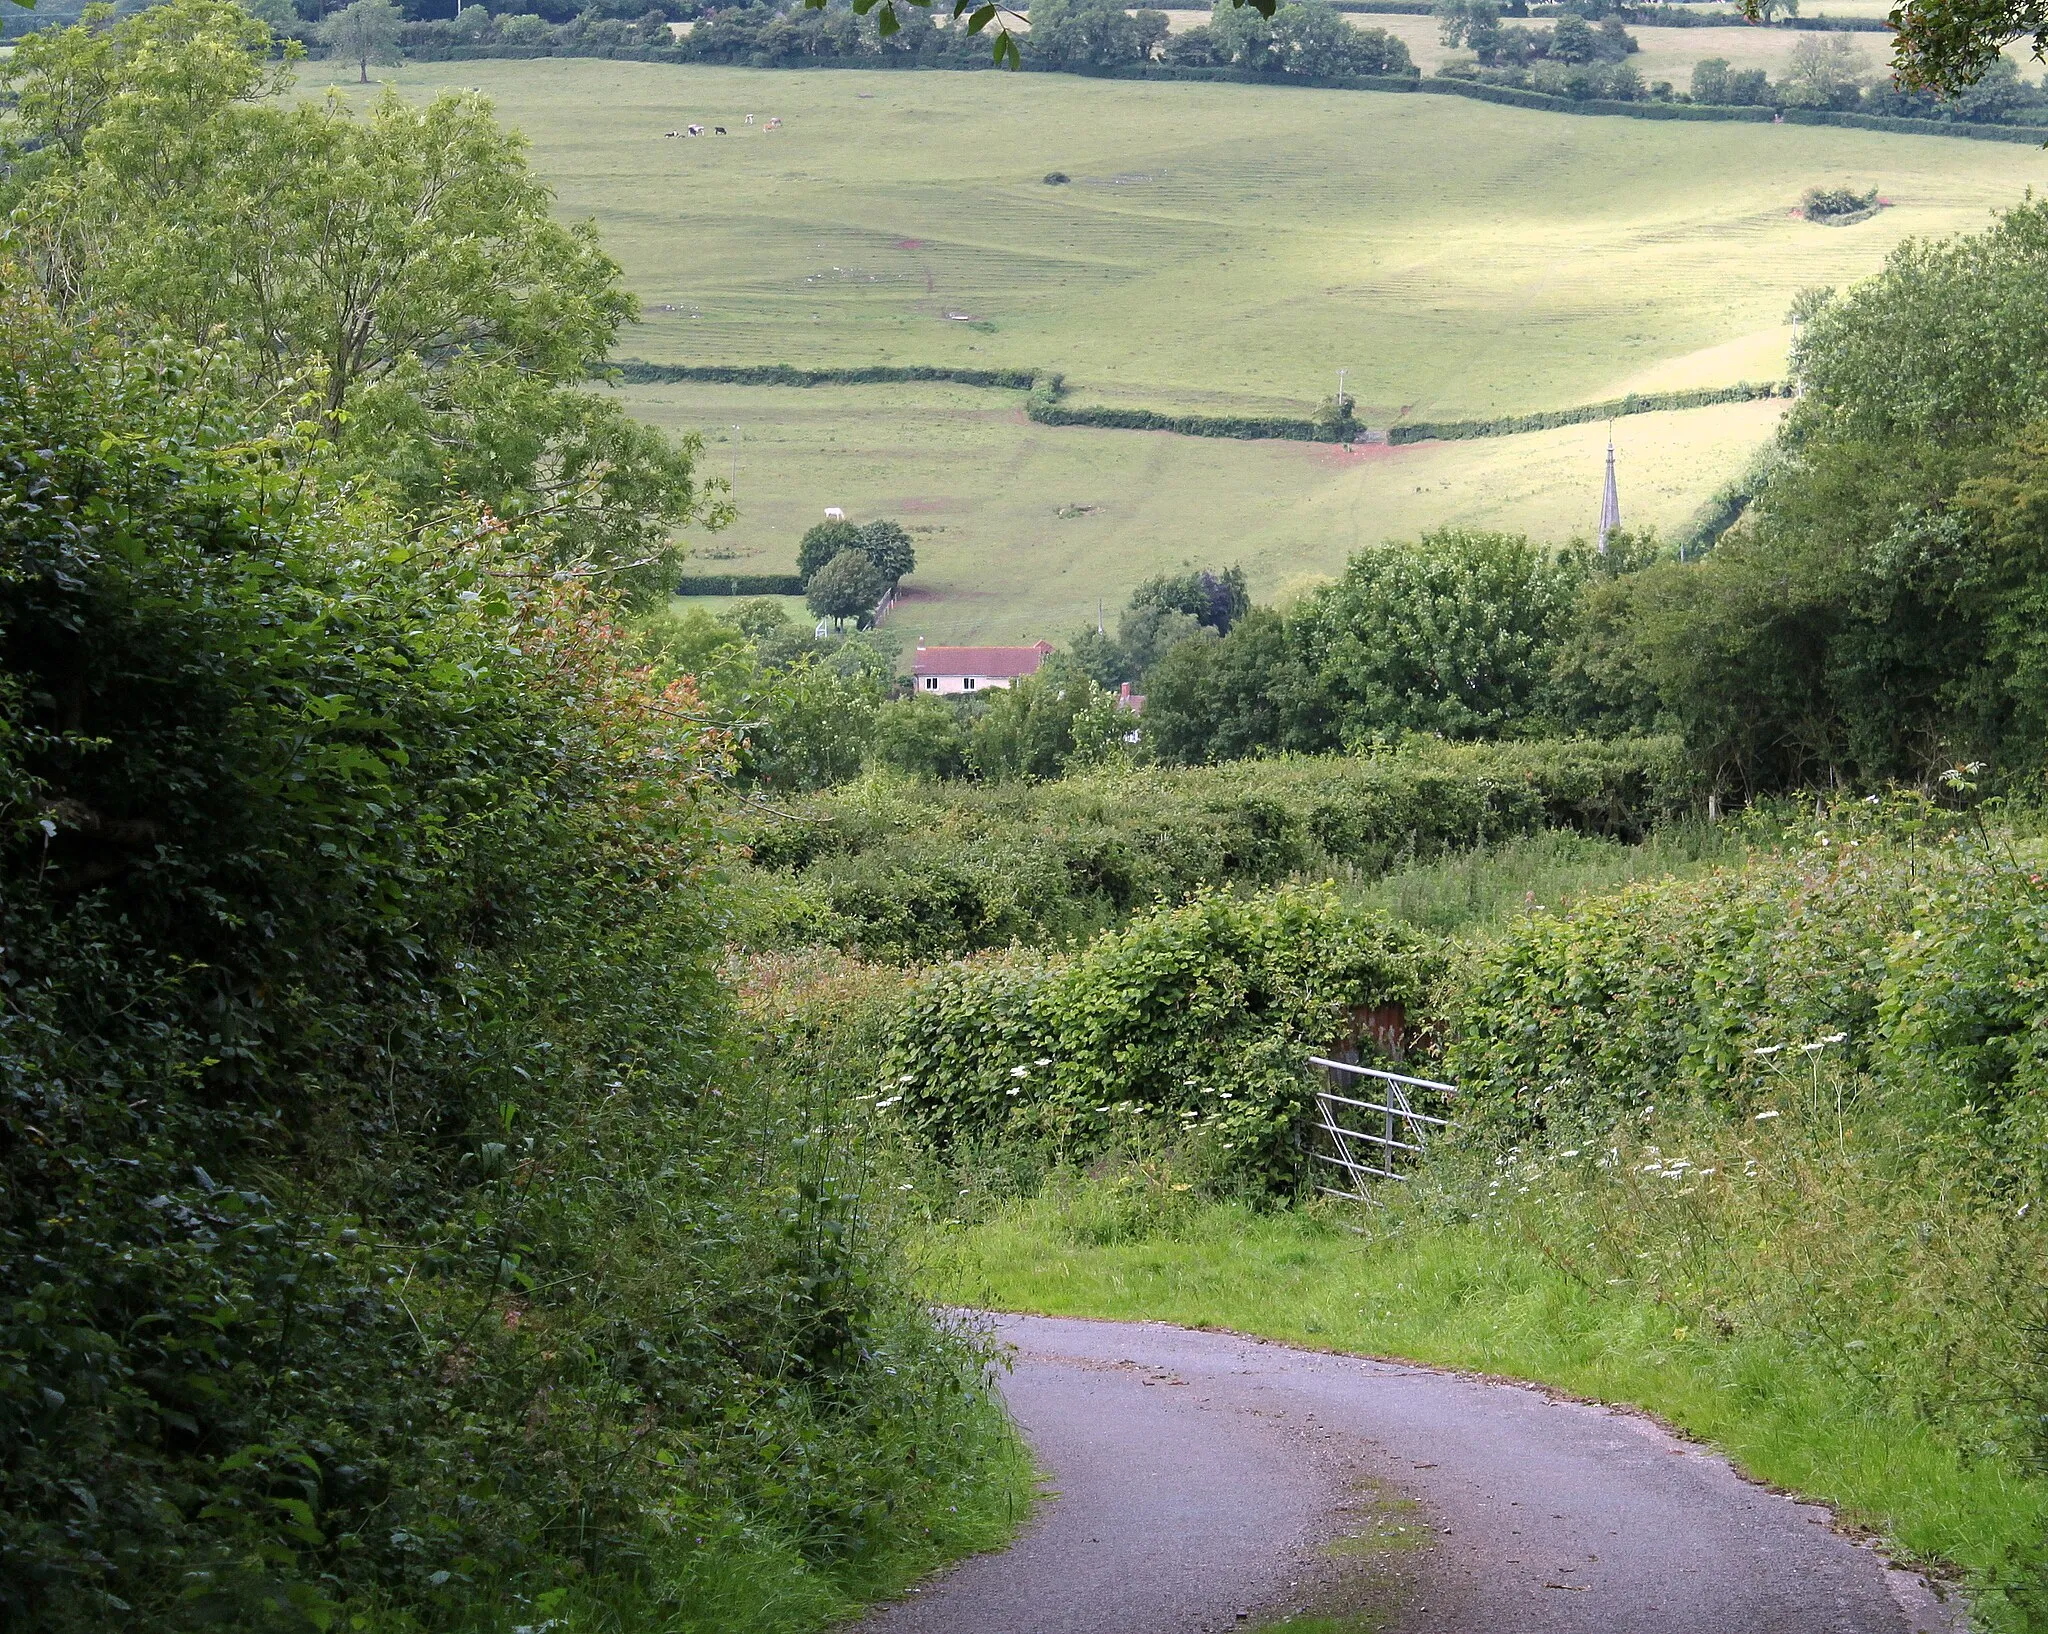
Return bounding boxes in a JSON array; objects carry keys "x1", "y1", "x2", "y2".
[{"x1": 1801, "y1": 184, "x2": 1883, "y2": 223}]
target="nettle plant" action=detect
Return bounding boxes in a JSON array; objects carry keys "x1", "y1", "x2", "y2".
[{"x1": 880, "y1": 887, "x2": 1439, "y2": 1187}]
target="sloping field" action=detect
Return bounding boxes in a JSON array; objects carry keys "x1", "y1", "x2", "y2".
[
  {"x1": 303, "y1": 59, "x2": 2042, "y2": 639},
  {"x1": 305, "y1": 60, "x2": 2040, "y2": 420},
  {"x1": 624, "y1": 377, "x2": 1785, "y2": 642}
]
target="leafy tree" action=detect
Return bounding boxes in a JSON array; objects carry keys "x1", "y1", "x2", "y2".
[
  {"x1": 1162, "y1": 21, "x2": 1219, "y2": 61},
  {"x1": 1026, "y1": 0, "x2": 1143, "y2": 67},
  {"x1": 1291, "y1": 529, "x2": 1584, "y2": 746},
  {"x1": 1133, "y1": 7, "x2": 1171, "y2": 57},
  {"x1": 1271, "y1": 0, "x2": 1368, "y2": 75},
  {"x1": 1548, "y1": 14, "x2": 1596, "y2": 63},
  {"x1": 321, "y1": 0, "x2": 402, "y2": 80},
  {"x1": 737, "y1": 652, "x2": 885, "y2": 787},
  {"x1": 1690, "y1": 55, "x2": 1731, "y2": 101},
  {"x1": 1142, "y1": 606, "x2": 1322, "y2": 763},
  {"x1": 1132, "y1": 565, "x2": 1251, "y2": 634},
  {"x1": 1435, "y1": 0, "x2": 1501, "y2": 49},
  {"x1": 1593, "y1": 15, "x2": 1635, "y2": 58},
  {"x1": 806, "y1": 547, "x2": 886, "y2": 630},
  {"x1": 1347, "y1": 22, "x2": 1414, "y2": 71},
  {"x1": 856, "y1": 517, "x2": 917, "y2": 582},
  {"x1": 968, "y1": 658, "x2": 1128, "y2": 780},
  {"x1": 1208, "y1": 0, "x2": 1281, "y2": 69},
  {"x1": 5, "y1": 0, "x2": 715, "y2": 604},
  {"x1": 1779, "y1": 31, "x2": 1870, "y2": 108},
  {"x1": 872, "y1": 693, "x2": 974, "y2": 779},
  {"x1": 799, "y1": 518, "x2": 863, "y2": 581}
]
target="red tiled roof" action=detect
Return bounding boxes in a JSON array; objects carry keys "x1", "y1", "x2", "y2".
[{"x1": 914, "y1": 641, "x2": 1052, "y2": 679}]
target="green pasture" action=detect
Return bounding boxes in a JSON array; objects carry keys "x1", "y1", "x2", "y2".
[
  {"x1": 303, "y1": 60, "x2": 2042, "y2": 419},
  {"x1": 635, "y1": 380, "x2": 1782, "y2": 641},
  {"x1": 299, "y1": 58, "x2": 2045, "y2": 637}
]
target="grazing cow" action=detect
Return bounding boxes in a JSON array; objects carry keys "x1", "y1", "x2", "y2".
[
  {"x1": 824, "y1": 507, "x2": 845, "y2": 522},
  {"x1": 766, "y1": 117, "x2": 781, "y2": 129},
  {"x1": 688, "y1": 124, "x2": 703, "y2": 136},
  {"x1": 713, "y1": 125, "x2": 727, "y2": 135},
  {"x1": 745, "y1": 113, "x2": 754, "y2": 124}
]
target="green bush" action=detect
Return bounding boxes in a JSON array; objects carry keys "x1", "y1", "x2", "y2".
[
  {"x1": 0, "y1": 296, "x2": 1011, "y2": 1634},
  {"x1": 1445, "y1": 799, "x2": 2048, "y2": 1191},
  {"x1": 882, "y1": 887, "x2": 1441, "y2": 1185}
]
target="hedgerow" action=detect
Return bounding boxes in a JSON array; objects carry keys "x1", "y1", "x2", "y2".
[
  {"x1": 880, "y1": 887, "x2": 1440, "y2": 1186},
  {"x1": 0, "y1": 295, "x2": 1014, "y2": 1633},
  {"x1": 675, "y1": 571, "x2": 807, "y2": 595},
  {"x1": 1388, "y1": 382, "x2": 1789, "y2": 444},
  {"x1": 743, "y1": 738, "x2": 1696, "y2": 959},
  {"x1": 1446, "y1": 798, "x2": 2048, "y2": 1198}
]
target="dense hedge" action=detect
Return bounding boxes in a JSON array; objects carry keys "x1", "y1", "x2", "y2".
[
  {"x1": 676, "y1": 571, "x2": 806, "y2": 595},
  {"x1": 743, "y1": 738, "x2": 1696, "y2": 960},
  {"x1": 1622, "y1": 5, "x2": 1891, "y2": 27},
  {"x1": 1778, "y1": 105, "x2": 2048, "y2": 141},
  {"x1": 0, "y1": 299, "x2": 1008, "y2": 1633},
  {"x1": 612, "y1": 360, "x2": 1039, "y2": 389},
  {"x1": 879, "y1": 887, "x2": 1441, "y2": 1184},
  {"x1": 1446, "y1": 804, "x2": 2048, "y2": 1194},
  {"x1": 1389, "y1": 382, "x2": 1790, "y2": 444}
]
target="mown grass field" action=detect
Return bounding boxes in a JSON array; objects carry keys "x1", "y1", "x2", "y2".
[{"x1": 304, "y1": 58, "x2": 2045, "y2": 638}]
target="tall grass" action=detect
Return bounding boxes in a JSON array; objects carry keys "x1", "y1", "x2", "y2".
[{"x1": 1338, "y1": 821, "x2": 1739, "y2": 933}]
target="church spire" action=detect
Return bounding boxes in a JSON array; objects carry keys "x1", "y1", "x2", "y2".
[{"x1": 1597, "y1": 429, "x2": 1621, "y2": 554}]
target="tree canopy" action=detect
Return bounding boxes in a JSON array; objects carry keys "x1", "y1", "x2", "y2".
[{"x1": 2, "y1": 0, "x2": 717, "y2": 604}]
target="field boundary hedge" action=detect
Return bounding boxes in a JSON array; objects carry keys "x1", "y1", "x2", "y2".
[
  {"x1": 612, "y1": 360, "x2": 1789, "y2": 447},
  {"x1": 1388, "y1": 382, "x2": 1791, "y2": 444},
  {"x1": 676, "y1": 571, "x2": 806, "y2": 595},
  {"x1": 611, "y1": 360, "x2": 1040, "y2": 389}
]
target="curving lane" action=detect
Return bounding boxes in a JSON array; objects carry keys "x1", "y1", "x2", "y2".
[{"x1": 859, "y1": 1313, "x2": 1963, "y2": 1634}]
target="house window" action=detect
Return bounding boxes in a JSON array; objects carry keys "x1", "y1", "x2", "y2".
[
  {"x1": 962, "y1": 677, "x2": 976, "y2": 691},
  {"x1": 923, "y1": 675, "x2": 938, "y2": 690}
]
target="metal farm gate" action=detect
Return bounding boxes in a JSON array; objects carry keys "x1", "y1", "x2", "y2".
[{"x1": 1307, "y1": 1057, "x2": 1457, "y2": 1201}]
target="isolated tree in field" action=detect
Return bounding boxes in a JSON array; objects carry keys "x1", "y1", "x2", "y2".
[
  {"x1": 798, "y1": 519, "x2": 862, "y2": 581},
  {"x1": 1779, "y1": 32, "x2": 1869, "y2": 108},
  {"x1": 856, "y1": 518, "x2": 917, "y2": 583},
  {"x1": 4, "y1": 0, "x2": 715, "y2": 603},
  {"x1": 806, "y1": 548, "x2": 885, "y2": 630},
  {"x1": 322, "y1": 0, "x2": 402, "y2": 81}
]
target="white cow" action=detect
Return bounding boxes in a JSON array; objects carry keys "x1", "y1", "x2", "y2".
[{"x1": 824, "y1": 506, "x2": 846, "y2": 522}]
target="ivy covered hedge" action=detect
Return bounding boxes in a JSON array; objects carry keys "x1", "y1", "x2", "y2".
[
  {"x1": 0, "y1": 294, "x2": 1010, "y2": 1633},
  {"x1": 880, "y1": 887, "x2": 1441, "y2": 1185}
]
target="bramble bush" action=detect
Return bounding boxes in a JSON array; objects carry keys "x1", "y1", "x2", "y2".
[{"x1": 1446, "y1": 793, "x2": 2048, "y2": 1200}]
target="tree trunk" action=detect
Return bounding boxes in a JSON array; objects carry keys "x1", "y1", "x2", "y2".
[{"x1": 359, "y1": 54, "x2": 370, "y2": 82}]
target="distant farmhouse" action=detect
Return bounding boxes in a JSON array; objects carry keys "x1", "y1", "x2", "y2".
[{"x1": 913, "y1": 639, "x2": 1052, "y2": 695}]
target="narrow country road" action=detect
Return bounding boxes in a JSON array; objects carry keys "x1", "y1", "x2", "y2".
[{"x1": 858, "y1": 1313, "x2": 1962, "y2": 1634}]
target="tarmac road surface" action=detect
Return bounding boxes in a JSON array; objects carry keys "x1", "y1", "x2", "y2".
[{"x1": 857, "y1": 1312, "x2": 1962, "y2": 1634}]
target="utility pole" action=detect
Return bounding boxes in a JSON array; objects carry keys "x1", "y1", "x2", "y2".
[{"x1": 1337, "y1": 367, "x2": 1347, "y2": 409}]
